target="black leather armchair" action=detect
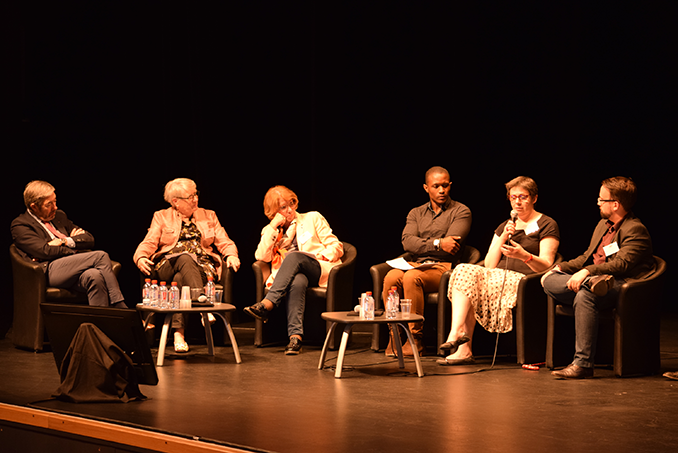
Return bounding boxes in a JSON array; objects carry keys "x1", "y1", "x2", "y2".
[
  {"x1": 9, "y1": 243, "x2": 122, "y2": 351},
  {"x1": 251, "y1": 241, "x2": 357, "y2": 349},
  {"x1": 369, "y1": 246, "x2": 482, "y2": 354},
  {"x1": 546, "y1": 256, "x2": 667, "y2": 377}
]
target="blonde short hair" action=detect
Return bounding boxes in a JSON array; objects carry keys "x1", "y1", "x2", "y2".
[
  {"x1": 164, "y1": 178, "x2": 197, "y2": 204},
  {"x1": 23, "y1": 180, "x2": 55, "y2": 209},
  {"x1": 263, "y1": 186, "x2": 298, "y2": 220}
]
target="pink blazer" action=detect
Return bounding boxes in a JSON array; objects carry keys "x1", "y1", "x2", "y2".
[
  {"x1": 255, "y1": 211, "x2": 343, "y2": 287},
  {"x1": 133, "y1": 207, "x2": 238, "y2": 279}
]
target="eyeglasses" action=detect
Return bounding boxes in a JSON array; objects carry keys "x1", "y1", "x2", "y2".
[
  {"x1": 279, "y1": 202, "x2": 297, "y2": 213},
  {"x1": 597, "y1": 197, "x2": 616, "y2": 204},
  {"x1": 509, "y1": 194, "x2": 530, "y2": 201},
  {"x1": 176, "y1": 191, "x2": 199, "y2": 201}
]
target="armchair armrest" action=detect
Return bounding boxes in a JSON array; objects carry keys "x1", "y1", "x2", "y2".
[
  {"x1": 325, "y1": 243, "x2": 357, "y2": 312},
  {"x1": 252, "y1": 260, "x2": 271, "y2": 304}
]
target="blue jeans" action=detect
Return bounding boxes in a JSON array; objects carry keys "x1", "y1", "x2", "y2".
[
  {"x1": 542, "y1": 271, "x2": 621, "y2": 368},
  {"x1": 265, "y1": 252, "x2": 321, "y2": 338}
]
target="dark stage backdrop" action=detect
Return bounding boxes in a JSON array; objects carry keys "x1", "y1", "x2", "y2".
[{"x1": 2, "y1": 3, "x2": 676, "y2": 337}]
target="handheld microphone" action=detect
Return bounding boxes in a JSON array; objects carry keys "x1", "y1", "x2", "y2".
[{"x1": 508, "y1": 210, "x2": 518, "y2": 243}]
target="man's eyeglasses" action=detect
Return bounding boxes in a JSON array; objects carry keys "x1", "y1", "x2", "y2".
[{"x1": 597, "y1": 197, "x2": 616, "y2": 204}]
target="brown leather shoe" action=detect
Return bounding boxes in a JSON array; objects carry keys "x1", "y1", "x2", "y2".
[
  {"x1": 401, "y1": 336, "x2": 424, "y2": 357},
  {"x1": 385, "y1": 326, "x2": 398, "y2": 357},
  {"x1": 589, "y1": 274, "x2": 614, "y2": 297},
  {"x1": 385, "y1": 337, "x2": 397, "y2": 357},
  {"x1": 552, "y1": 363, "x2": 594, "y2": 379}
]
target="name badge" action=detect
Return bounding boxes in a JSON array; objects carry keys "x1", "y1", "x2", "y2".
[
  {"x1": 298, "y1": 230, "x2": 313, "y2": 245},
  {"x1": 603, "y1": 242, "x2": 620, "y2": 257},
  {"x1": 525, "y1": 221, "x2": 540, "y2": 235}
]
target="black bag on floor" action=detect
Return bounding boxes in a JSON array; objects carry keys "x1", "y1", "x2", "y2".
[{"x1": 53, "y1": 322, "x2": 147, "y2": 403}]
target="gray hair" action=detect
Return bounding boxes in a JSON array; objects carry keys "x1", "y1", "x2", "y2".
[
  {"x1": 23, "y1": 180, "x2": 55, "y2": 209},
  {"x1": 164, "y1": 178, "x2": 197, "y2": 204}
]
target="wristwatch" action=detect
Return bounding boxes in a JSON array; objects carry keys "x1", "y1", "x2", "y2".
[{"x1": 434, "y1": 238, "x2": 441, "y2": 251}]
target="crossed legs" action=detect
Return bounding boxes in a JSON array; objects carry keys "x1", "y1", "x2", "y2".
[{"x1": 47, "y1": 250, "x2": 125, "y2": 307}]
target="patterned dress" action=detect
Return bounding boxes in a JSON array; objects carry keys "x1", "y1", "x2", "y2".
[{"x1": 448, "y1": 214, "x2": 560, "y2": 333}]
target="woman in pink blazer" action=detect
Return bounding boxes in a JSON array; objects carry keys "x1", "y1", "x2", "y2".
[
  {"x1": 244, "y1": 185, "x2": 343, "y2": 355},
  {"x1": 134, "y1": 178, "x2": 240, "y2": 352}
]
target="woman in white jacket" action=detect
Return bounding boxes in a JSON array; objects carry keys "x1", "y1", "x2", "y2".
[{"x1": 244, "y1": 186, "x2": 343, "y2": 355}]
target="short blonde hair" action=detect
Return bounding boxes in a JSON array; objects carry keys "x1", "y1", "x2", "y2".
[
  {"x1": 23, "y1": 180, "x2": 55, "y2": 209},
  {"x1": 164, "y1": 178, "x2": 197, "y2": 204},
  {"x1": 263, "y1": 186, "x2": 298, "y2": 220}
]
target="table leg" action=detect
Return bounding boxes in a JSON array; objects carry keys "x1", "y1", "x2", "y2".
[
  {"x1": 157, "y1": 315, "x2": 172, "y2": 367},
  {"x1": 202, "y1": 313, "x2": 215, "y2": 356},
  {"x1": 334, "y1": 323, "x2": 353, "y2": 379},
  {"x1": 390, "y1": 323, "x2": 405, "y2": 369},
  {"x1": 318, "y1": 322, "x2": 338, "y2": 370},
  {"x1": 213, "y1": 313, "x2": 242, "y2": 364},
  {"x1": 398, "y1": 322, "x2": 424, "y2": 378}
]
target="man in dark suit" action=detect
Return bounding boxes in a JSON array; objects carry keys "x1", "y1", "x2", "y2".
[
  {"x1": 541, "y1": 176, "x2": 654, "y2": 379},
  {"x1": 11, "y1": 180, "x2": 126, "y2": 308}
]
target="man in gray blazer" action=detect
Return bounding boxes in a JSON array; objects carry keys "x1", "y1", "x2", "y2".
[
  {"x1": 541, "y1": 176, "x2": 654, "y2": 379},
  {"x1": 11, "y1": 180, "x2": 126, "y2": 308}
]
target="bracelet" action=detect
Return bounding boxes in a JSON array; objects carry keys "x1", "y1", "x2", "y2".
[{"x1": 523, "y1": 254, "x2": 534, "y2": 264}]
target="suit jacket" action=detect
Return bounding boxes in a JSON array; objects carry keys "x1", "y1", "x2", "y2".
[
  {"x1": 133, "y1": 207, "x2": 238, "y2": 280},
  {"x1": 11, "y1": 210, "x2": 95, "y2": 272},
  {"x1": 559, "y1": 213, "x2": 655, "y2": 281},
  {"x1": 255, "y1": 211, "x2": 343, "y2": 288}
]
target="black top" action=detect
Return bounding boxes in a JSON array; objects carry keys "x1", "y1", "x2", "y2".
[{"x1": 493, "y1": 214, "x2": 560, "y2": 275}]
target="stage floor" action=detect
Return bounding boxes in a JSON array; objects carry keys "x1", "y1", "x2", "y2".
[{"x1": 2, "y1": 315, "x2": 678, "y2": 453}]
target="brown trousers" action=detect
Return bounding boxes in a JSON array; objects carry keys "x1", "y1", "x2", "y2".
[{"x1": 382, "y1": 262, "x2": 452, "y2": 337}]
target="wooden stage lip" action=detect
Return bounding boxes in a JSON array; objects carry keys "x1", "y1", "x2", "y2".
[{"x1": 0, "y1": 402, "x2": 255, "y2": 453}]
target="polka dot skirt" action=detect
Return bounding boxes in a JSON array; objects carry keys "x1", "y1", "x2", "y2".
[{"x1": 448, "y1": 263, "x2": 525, "y2": 333}]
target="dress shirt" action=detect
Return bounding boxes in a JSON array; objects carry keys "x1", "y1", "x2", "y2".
[{"x1": 402, "y1": 199, "x2": 472, "y2": 264}]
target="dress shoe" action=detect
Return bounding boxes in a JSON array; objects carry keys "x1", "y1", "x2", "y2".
[
  {"x1": 589, "y1": 274, "x2": 614, "y2": 297},
  {"x1": 440, "y1": 334, "x2": 470, "y2": 354},
  {"x1": 663, "y1": 371, "x2": 678, "y2": 381},
  {"x1": 244, "y1": 301, "x2": 270, "y2": 322},
  {"x1": 401, "y1": 336, "x2": 424, "y2": 357},
  {"x1": 551, "y1": 363, "x2": 593, "y2": 379},
  {"x1": 436, "y1": 356, "x2": 475, "y2": 366},
  {"x1": 285, "y1": 337, "x2": 302, "y2": 355}
]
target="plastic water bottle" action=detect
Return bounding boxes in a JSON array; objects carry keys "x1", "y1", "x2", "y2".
[
  {"x1": 385, "y1": 288, "x2": 396, "y2": 319},
  {"x1": 158, "y1": 281, "x2": 168, "y2": 308},
  {"x1": 363, "y1": 291, "x2": 375, "y2": 320},
  {"x1": 169, "y1": 282, "x2": 180, "y2": 309},
  {"x1": 388, "y1": 286, "x2": 400, "y2": 319},
  {"x1": 142, "y1": 278, "x2": 152, "y2": 306},
  {"x1": 149, "y1": 280, "x2": 159, "y2": 307},
  {"x1": 205, "y1": 276, "x2": 216, "y2": 304}
]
